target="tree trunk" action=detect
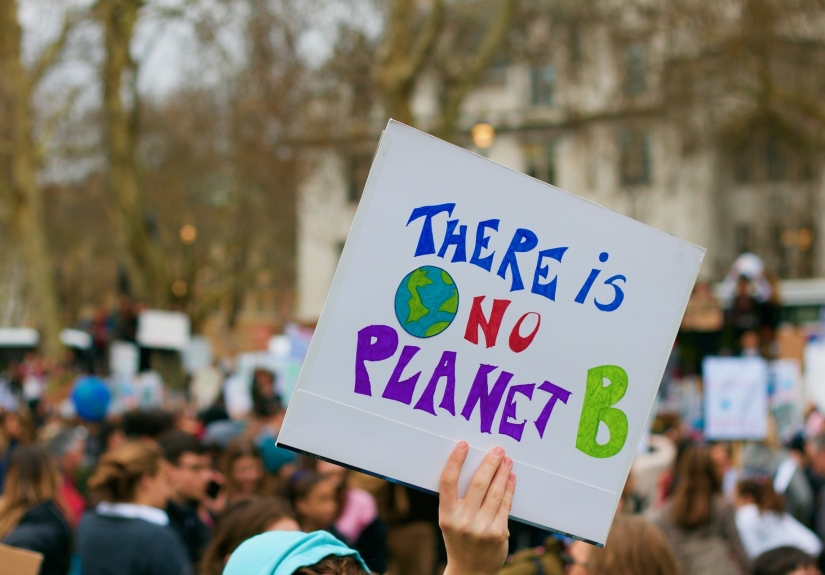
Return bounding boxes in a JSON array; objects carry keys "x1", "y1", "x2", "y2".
[
  {"x1": 96, "y1": 0, "x2": 169, "y2": 306},
  {"x1": 378, "y1": 0, "x2": 444, "y2": 126},
  {"x1": 439, "y1": 0, "x2": 518, "y2": 142},
  {"x1": 0, "y1": 0, "x2": 63, "y2": 359}
]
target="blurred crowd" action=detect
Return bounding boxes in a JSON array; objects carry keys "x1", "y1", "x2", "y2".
[
  {"x1": 1, "y1": 251, "x2": 824, "y2": 575},
  {"x1": 0, "y1": 358, "x2": 824, "y2": 575}
]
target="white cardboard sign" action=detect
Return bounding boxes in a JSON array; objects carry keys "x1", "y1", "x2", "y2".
[
  {"x1": 703, "y1": 356, "x2": 769, "y2": 440},
  {"x1": 278, "y1": 121, "x2": 703, "y2": 545}
]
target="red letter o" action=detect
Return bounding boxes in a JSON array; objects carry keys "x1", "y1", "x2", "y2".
[{"x1": 508, "y1": 312, "x2": 541, "y2": 353}]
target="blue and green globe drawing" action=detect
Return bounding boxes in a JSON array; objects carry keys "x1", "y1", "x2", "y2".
[{"x1": 394, "y1": 266, "x2": 459, "y2": 338}]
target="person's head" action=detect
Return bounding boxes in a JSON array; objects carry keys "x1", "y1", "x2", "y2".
[
  {"x1": 316, "y1": 460, "x2": 347, "y2": 488},
  {"x1": 670, "y1": 445, "x2": 721, "y2": 529},
  {"x1": 741, "y1": 330, "x2": 760, "y2": 354},
  {"x1": 288, "y1": 470, "x2": 339, "y2": 531},
  {"x1": 709, "y1": 441, "x2": 732, "y2": 477},
  {"x1": 0, "y1": 445, "x2": 62, "y2": 539},
  {"x1": 99, "y1": 419, "x2": 126, "y2": 454},
  {"x1": 200, "y1": 497, "x2": 300, "y2": 575},
  {"x1": 47, "y1": 427, "x2": 87, "y2": 474},
  {"x1": 735, "y1": 477, "x2": 784, "y2": 513},
  {"x1": 752, "y1": 547, "x2": 820, "y2": 575},
  {"x1": 223, "y1": 531, "x2": 368, "y2": 575},
  {"x1": 566, "y1": 515, "x2": 680, "y2": 575},
  {"x1": 252, "y1": 369, "x2": 282, "y2": 419},
  {"x1": 122, "y1": 409, "x2": 175, "y2": 441},
  {"x1": 808, "y1": 432, "x2": 825, "y2": 477},
  {"x1": 222, "y1": 438, "x2": 265, "y2": 499},
  {"x1": 87, "y1": 441, "x2": 169, "y2": 509},
  {"x1": 159, "y1": 430, "x2": 212, "y2": 502}
]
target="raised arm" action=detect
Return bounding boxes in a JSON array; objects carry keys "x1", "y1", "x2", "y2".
[{"x1": 439, "y1": 442, "x2": 516, "y2": 575}]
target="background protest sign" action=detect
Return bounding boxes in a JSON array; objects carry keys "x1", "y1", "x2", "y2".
[
  {"x1": 278, "y1": 121, "x2": 704, "y2": 545},
  {"x1": 703, "y1": 356, "x2": 769, "y2": 441}
]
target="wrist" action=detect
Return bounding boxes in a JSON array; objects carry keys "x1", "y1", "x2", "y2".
[{"x1": 443, "y1": 564, "x2": 500, "y2": 575}]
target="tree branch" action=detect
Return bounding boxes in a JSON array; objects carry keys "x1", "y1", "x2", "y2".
[
  {"x1": 398, "y1": 0, "x2": 444, "y2": 84},
  {"x1": 31, "y1": 11, "x2": 79, "y2": 85}
]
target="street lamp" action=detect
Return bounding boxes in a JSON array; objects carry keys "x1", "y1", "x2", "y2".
[
  {"x1": 471, "y1": 123, "x2": 495, "y2": 149},
  {"x1": 180, "y1": 224, "x2": 197, "y2": 244}
]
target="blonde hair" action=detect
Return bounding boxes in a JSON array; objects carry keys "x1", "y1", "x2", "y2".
[
  {"x1": 589, "y1": 515, "x2": 681, "y2": 575},
  {"x1": 87, "y1": 441, "x2": 162, "y2": 503},
  {"x1": 0, "y1": 445, "x2": 63, "y2": 539}
]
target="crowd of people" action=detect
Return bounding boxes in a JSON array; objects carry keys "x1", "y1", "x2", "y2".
[
  {"x1": 0, "y1": 358, "x2": 824, "y2": 575},
  {"x1": 0, "y1": 254, "x2": 821, "y2": 575}
]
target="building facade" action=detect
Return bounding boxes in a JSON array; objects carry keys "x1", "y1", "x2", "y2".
[{"x1": 296, "y1": 11, "x2": 825, "y2": 322}]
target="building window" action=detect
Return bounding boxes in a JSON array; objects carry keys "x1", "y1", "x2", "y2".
[
  {"x1": 624, "y1": 42, "x2": 647, "y2": 96},
  {"x1": 530, "y1": 65, "x2": 556, "y2": 107},
  {"x1": 618, "y1": 129, "x2": 651, "y2": 186},
  {"x1": 733, "y1": 143, "x2": 751, "y2": 183},
  {"x1": 766, "y1": 134, "x2": 787, "y2": 182},
  {"x1": 524, "y1": 141, "x2": 557, "y2": 186},
  {"x1": 483, "y1": 55, "x2": 509, "y2": 85},
  {"x1": 736, "y1": 224, "x2": 753, "y2": 255},
  {"x1": 568, "y1": 24, "x2": 582, "y2": 72},
  {"x1": 347, "y1": 154, "x2": 372, "y2": 203}
]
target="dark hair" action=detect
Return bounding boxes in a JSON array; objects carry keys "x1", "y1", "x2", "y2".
[
  {"x1": 752, "y1": 546, "x2": 817, "y2": 575},
  {"x1": 671, "y1": 446, "x2": 721, "y2": 529},
  {"x1": 737, "y1": 478, "x2": 784, "y2": 513},
  {"x1": 122, "y1": 409, "x2": 175, "y2": 440},
  {"x1": 221, "y1": 438, "x2": 265, "y2": 499},
  {"x1": 0, "y1": 446, "x2": 63, "y2": 539},
  {"x1": 87, "y1": 441, "x2": 162, "y2": 502},
  {"x1": 287, "y1": 470, "x2": 332, "y2": 523},
  {"x1": 588, "y1": 515, "x2": 681, "y2": 575},
  {"x1": 199, "y1": 497, "x2": 295, "y2": 575},
  {"x1": 288, "y1": 471, "x2": 329, "y2": 503},
  {"x1": 293, "y1": 555, "x2": 367, "y2": 575},
  {"x1": 158, "y1": 430, "x2": 205, "y2": 465}
]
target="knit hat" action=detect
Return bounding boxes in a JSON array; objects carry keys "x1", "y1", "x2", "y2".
[{"x1": 223, "y1": 531, "x2": 368, "y2": 575}]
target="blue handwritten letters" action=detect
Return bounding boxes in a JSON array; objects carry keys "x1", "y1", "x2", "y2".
[{"x1": 407, "y1": 204, "x2": 627, "y2": 311}]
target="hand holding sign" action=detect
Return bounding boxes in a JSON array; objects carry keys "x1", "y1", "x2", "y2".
[{"x1": 440, "y1": 442, "x2": 515, "y2": 575}]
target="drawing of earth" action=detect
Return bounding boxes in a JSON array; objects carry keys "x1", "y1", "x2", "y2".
[{"x1": 394, "y1": 266, "x2": 459, "y2": 338}]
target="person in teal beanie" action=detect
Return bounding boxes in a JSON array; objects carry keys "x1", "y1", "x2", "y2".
[
  {"x1": 223, "y1": 530, "x2": 368, "y2": 575},
  {"x1": 224, "y1": 441, "x2": 517, "y2": 575}
]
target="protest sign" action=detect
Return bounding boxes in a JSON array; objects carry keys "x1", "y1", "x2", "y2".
[
  {"x1": 703, "y1": 356, "x2": 769, "y2": 440},
  {"x1": 136, "y1": 310, "x2": 190, "y2": 350},
  {"x1": 804, "y1": 342, "x2": 825, "y2": 412},
  {"x1": 769, "y1": 359, "x2": 802, "y2": 442},
  {"x1": 278, "y1": 121, "x2": 704, "y2": 545}
]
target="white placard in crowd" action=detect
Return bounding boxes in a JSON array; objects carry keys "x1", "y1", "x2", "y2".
[
  {"x1": 278, "y1": 121, "x2": 704, "y2": 545},
  {"x1": 110, "y1": 341, "x2": 139, "y2": 377},
  {"x1": 804, "y1": 342, "x2": 825, "y2": 413},
  {"x1": 769, "y1": 359, "x2": 802, "y2": 442},
  {"x1": 703, "y1": 356, "x2": 769, "y2": 440},
  {"x1": 137, "y1": 310, "x2": 191, "y2": 350}
]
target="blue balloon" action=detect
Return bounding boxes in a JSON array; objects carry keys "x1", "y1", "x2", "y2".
[{"x1": 71, "y1": 376, "x2": 111, "y2": 422}]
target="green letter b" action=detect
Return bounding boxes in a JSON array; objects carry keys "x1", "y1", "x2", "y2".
[{"x1": 575, "y1": 365, "x2": 629, "y2": 458}]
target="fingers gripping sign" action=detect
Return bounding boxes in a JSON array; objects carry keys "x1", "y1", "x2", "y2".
[{"x1": 439, "y1": 442, "x2": 516, "y2": 575}]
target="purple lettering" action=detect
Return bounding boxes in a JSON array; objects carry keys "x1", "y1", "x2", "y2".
[
  {"x1": 354, "y1": 325, "x2": 399, "y2": 396},
  {"x1": 460, "y1": 364, "x2": 513, "y2": 434},
  {"x1": 534, "y1": 380, "x2": 572, "y2": 438},
  {"x1": 413, "y1": 351, "x2": 457, "y2": 416},
  {"x1": 382, "y1": 345, "x2": 422, "y2": 404},
  {"x1": 498, "y1": 383, "x2": 535, "y2": 442}
]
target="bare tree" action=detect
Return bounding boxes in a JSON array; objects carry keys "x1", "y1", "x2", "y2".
[
  {"x1": 95, "y1": 0, "x2": 171, "y2": 306},
  {"x1": 0, "y1": 0, "x2": 76, "y2": 358}
]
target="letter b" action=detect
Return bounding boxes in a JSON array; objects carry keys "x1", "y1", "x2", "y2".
[{"x1": 575, "y1": 365, "x2": 628, "y2": 458}]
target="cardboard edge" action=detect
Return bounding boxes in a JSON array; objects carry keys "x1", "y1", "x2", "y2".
[{"x1": 281, "y1": 129, "x2": 394, "y2": 415}]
